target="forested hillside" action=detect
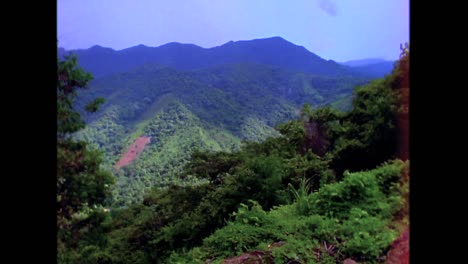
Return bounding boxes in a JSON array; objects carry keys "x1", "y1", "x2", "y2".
[
  {"x1": 67, "y1": 39, "x2": 374, "y2": 207},
  {"x1": 57, "y1": 43, "x2": 409, "y2": 263}
]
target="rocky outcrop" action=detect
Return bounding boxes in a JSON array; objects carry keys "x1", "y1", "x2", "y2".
[{"x1": 385, "y1": 227, "x2": 409, "y2": 264}]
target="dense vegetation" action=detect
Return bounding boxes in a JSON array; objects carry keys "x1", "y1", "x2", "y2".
[
  {"x1": 73, "y1": 62, "x2": 368, "y2": 206},
  {"x1": 170, "y1": 160, "x2": 408, "y2": 263},
  {"x1": 110, "y1": 102, "x2": 242, "y2": 207},
  {"x1": 57, "y1": 55, "x2": 115, "y2": 262},
  {"x1": 57, "y1": 43, "x2": 409, "y2": 263}
]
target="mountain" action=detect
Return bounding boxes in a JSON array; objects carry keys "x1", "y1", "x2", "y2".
[
  {"x1": 341, "y1": 58, "x2": 387, "y2": 67},
  {"x1": 340, "y1": 58, "x2": 396, "y2": 78},
  {"x1": 349, "y1": 61, "x2": 396, "y2": 78},
  {"x1": 59, "y1": 37, "x2": 356, "y2": 78},
  {"x1": 64, "y1": 37, "x2": 379, "y2": 206},
  {"x1": 74, "y1": 61, "x2": 369, "y2": 206},
  {"x1": 78, "y1": 62, "x2": 367, "y2": 132}
]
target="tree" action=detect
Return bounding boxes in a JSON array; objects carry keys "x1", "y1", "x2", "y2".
[
  {"x1": 392, "y1": 43, "x2": 409, "y2": 160},
  {"x1": 329, "y1": 45, "x2": 409, "y2": 176},
  {"x1": 57, "y1": 54, "x2": 115, "y2": 262}
]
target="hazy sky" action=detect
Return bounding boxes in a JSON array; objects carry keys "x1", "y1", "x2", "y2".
[{"x1": 58, "y1": 0, "x2": 409, "y2": 62}]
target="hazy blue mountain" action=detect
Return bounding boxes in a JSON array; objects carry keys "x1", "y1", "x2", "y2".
[
  {"x1": 350, "y1": 61, "x2": 395, "y2": 78},
  {"x1": 340, "y1": 58, "x2": 396, "y2": 78},
  {"x1": 340, "y1": 58, "x2": 387, "y2": 67},
  {"x1": 60, "y1": 37, "x2": 357, "y2": 78}
]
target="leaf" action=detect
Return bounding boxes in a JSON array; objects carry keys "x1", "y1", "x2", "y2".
[{"x1": 85, "y1": 97, "x2": 106, "y2": 113}]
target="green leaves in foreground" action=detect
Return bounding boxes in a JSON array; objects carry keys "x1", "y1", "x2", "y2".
[
  {"x1": 175, "y1": 160, "x2": 407, "y2": 263},
  {"x1": 57, "y1": 55, "x2": 115, "y2": 263},
  {"x1": 85, "y1": 97, "x2": 106, "y2": 113}
]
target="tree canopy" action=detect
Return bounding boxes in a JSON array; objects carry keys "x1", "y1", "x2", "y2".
[{"x1": 57, "y1": 54, "x2": 115, "y2": 263}]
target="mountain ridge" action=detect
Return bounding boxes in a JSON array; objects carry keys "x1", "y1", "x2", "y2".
[
  {"x1": 59, "y1": 36, "x2": 359, "y2": 78},
  {"x1": 340, "y1": 58, "x2": 388, "y2": 67}
]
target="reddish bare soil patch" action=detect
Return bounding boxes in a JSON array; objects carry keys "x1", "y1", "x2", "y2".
[
  {"x1": 385, "y1": 227, "x2": 409, "y2": 264},
  {"x1": 114, "y1": 136, "x2": 151, "y2": 169}
]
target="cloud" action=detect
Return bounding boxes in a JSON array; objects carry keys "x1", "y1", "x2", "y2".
[{"x1": 318, "y1": 0, "x2": 338, "y2": 16}]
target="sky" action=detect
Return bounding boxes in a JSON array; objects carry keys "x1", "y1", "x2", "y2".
[{"x1": 58, "y1": 0, "x2": 409, "y2": 62}]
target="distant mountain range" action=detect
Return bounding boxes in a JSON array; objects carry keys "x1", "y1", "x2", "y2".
[
  {"x1": 340, "y1": 58, "x2": 396, "y2": 78},
  {"x1": 58, "y1": 37, "x2": 390, "y2": 79},
  {"x1": 340, "y1": 58, "x2": 387, "y2": 67},
  {"x1": 61, "y1": 37, "x2": 393, "y2": 206}
]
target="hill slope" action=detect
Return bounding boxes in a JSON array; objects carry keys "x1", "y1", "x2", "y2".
[{"x1": 75, "y1": 62, "x2": 369, "y2": 206}]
